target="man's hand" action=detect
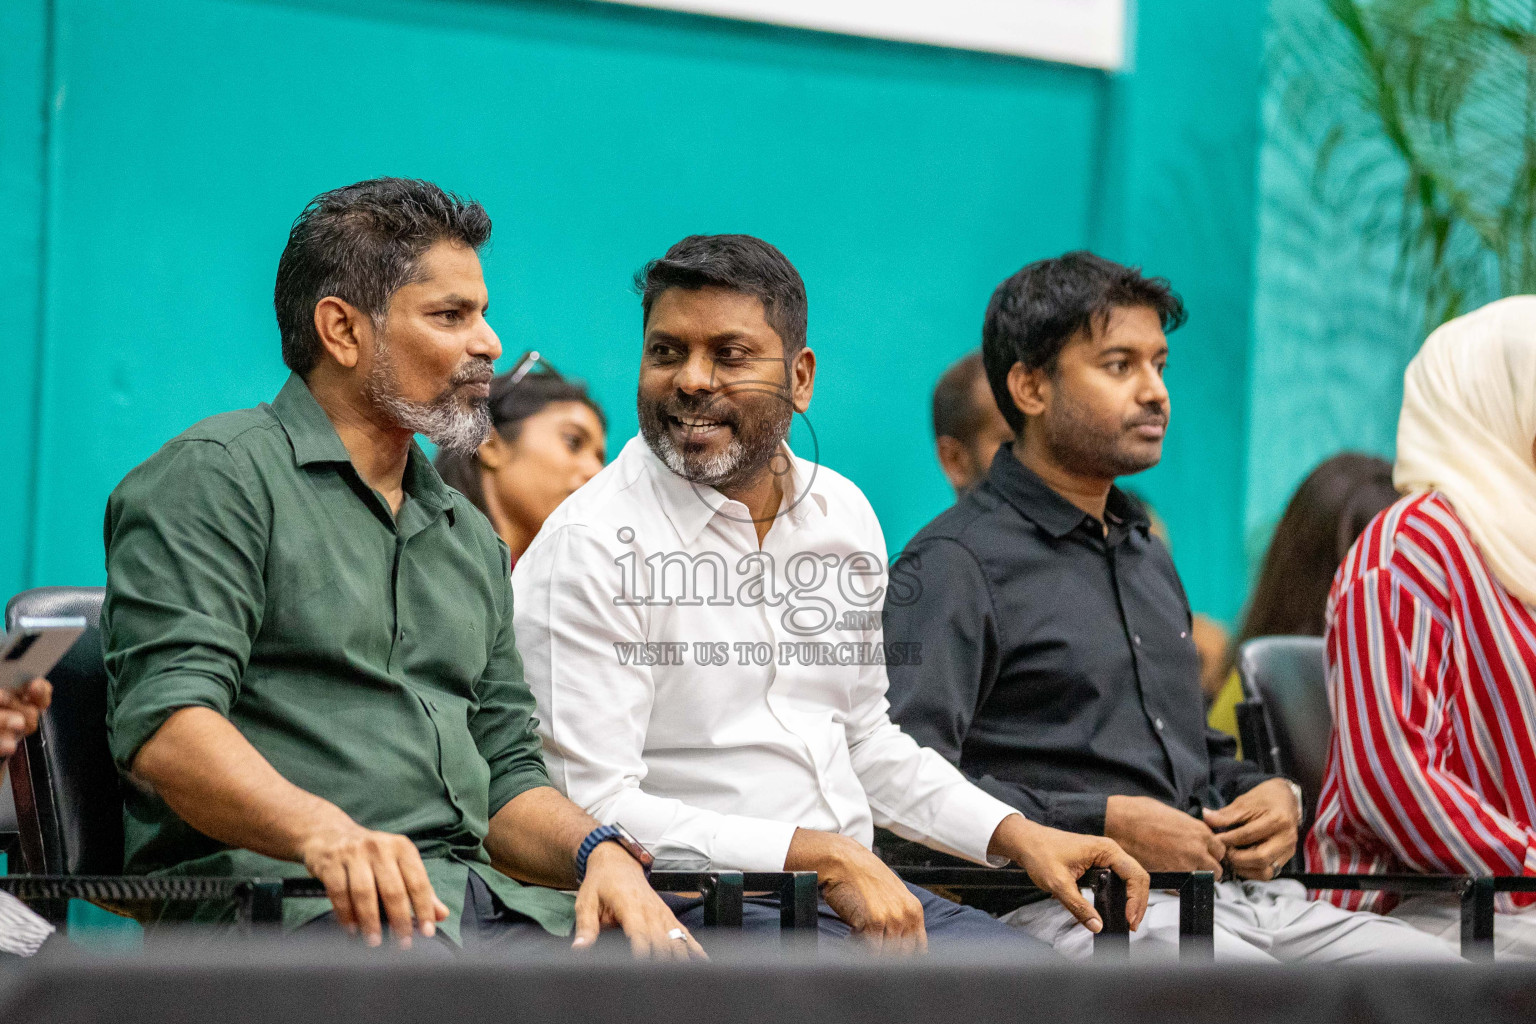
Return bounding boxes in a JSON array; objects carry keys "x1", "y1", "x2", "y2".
[
  {"x1": 1201, "y1": 778, "x2": 1300, "y2": 881},
  {"x1": 0, "y1": 678, "x2": 51, "y2": 758},
  {"x1": 571, "y1": 842, "x2": 706, "y2": 960},
  {"x1": 1105, "y1": 795, "x2": 1227, "y2": 877},
  {"x1": 299, "y1": 824, "x2": 449, "y2": 948},
  {"x1": 989, "y1": 814, "x2": 1149, "y2": 933},
  {"x1": 785, "y1": 828, "x2": 927, "y2": 953}
]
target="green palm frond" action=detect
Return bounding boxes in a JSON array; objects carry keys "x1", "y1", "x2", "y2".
[{"x1": 1310, "y1": 0, "x2": 1536, "y2": 329}]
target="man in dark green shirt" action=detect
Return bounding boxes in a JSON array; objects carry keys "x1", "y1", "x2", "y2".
[{"x1": 103, "y1": 178, "x2": 701, "y2": 957}]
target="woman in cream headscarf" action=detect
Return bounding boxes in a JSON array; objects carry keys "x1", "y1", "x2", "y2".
[
  {"x1": 1395, "y1": 295, "x2": 1536, "y2": 605},
  {"x1": 1304, "y1": 295, "x2": 1536, "y2": 959}
]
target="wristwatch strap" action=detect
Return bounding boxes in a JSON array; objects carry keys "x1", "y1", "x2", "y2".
[{"x1": 575, "y1": 824, "x2": 623, "y2": 884}]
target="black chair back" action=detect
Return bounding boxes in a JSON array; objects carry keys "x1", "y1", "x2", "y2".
[
  {"x1": 1236, "y1": 635, "x2": 1330, "y2": 823},
  {"x1": 4, "y1": 586, "x2": 120, "y2": 875}
]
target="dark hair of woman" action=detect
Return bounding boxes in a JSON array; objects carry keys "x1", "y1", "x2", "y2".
[
  {"x1": 1236, "y1": 452, "x2": 1401, "y2": 646},
  {"x1": 435, "y1": 370, "x2": 606, "y2": 518}
]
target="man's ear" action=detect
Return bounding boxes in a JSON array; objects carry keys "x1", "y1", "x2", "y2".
[
  {"x1": 790, "y1": 345, "x2": 816, "y2": 414},
  {"x1": 935, "y1": 436, "x2": 975, "y2": 495},
  {"x1": 313, "y1": 296, "x2": 372, "y2": 370},
  {"x1": 1005, "y1": 362, "x2": 1049, "y2": 422}
]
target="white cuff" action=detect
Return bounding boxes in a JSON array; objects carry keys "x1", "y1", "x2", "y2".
[
  {"x1": 924, "y1": 785, "x2": 1018, "y2": 867},
  {"x1": 708, "y1": 814, "x2": 801, "y2": 872}
]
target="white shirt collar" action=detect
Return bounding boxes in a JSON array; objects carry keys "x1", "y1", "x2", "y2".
[{"x1": 634, "y1": 435, "x2": 827, "y2": 548}]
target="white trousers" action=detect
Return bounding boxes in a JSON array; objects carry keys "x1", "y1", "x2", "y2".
[
  {"x1": 1389, "y1": 893, "x2": 1536, "y2": 962},
  {"x1": 1002, "y1": 879, "x2": 1460, "y2": 963}
]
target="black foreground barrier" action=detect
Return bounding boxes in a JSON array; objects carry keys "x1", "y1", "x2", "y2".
[{"x1": 2, "y1": 937, "x2": 1535, "y2": 1024}]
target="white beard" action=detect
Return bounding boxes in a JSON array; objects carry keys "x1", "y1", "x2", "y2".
[
  {"x1": 363, "y1": 341, "x2": 492, "y2": 458},
  {"x1": 649, "y1": 429, "x2": 749, "y2": 486}
]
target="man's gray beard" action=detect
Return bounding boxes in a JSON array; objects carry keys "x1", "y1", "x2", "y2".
[
  {"x1": 363, "y1": 342, "x2": 492, "y2": 458},
  {"x1": 639, "y1": 398, "x2": 791, "y2": 490},
  {"x1": 648, "y1": 428, "x2": 749, "y2": 486}
]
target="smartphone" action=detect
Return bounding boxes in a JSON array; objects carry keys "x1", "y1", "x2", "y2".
[{"x1": 0, "y1": 617, "x2": 86, "y2": 693}]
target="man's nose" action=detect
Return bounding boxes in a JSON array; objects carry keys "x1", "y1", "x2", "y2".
[
  {"x1": 675, "y1": 350, "x2": 715, "y2": 393},
  {"x1": 470, "y1": 319, "x2": 502, "y2": 362},
  {"x1": 1139, "y1": 367, "x2": 1169, "y2": 409}
]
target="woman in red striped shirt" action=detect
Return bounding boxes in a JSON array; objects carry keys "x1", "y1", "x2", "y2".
[{"x1": 1306, "y1": 295, "x2": 1536, "y2": 958}]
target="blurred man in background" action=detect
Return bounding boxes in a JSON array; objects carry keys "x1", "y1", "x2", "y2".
[{"x1": 932, "y1": 351, "x2": 1014, "y2": 497}]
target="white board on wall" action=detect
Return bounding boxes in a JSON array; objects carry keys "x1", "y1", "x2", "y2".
[{"x1": 593, "y1": 0, "x2": 1127, "y2": 70}]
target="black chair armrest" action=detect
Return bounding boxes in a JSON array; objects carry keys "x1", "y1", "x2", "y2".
[
  {"x1": 0, "y1": 874, "x2": 287, "y2": 929},
  {"x1": 287, "y1": 870, "x2": 820, "y2": 933},
  {"x1": 649, "y1": 870, "x2": 818, "y2": 933},
  {"x1": 1283, "y1": 872, "x2": 1536, "y2": 961},
  {"x1": 891, "y1": 866, "x2": 1217, "y2": 960},
  {"x1": 1235, "y1": 699, "x2": 1280, "y2": 773}
]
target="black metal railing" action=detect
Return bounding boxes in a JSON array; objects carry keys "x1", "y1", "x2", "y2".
[{"x1": 0, "y1": 870, "x2": 821, "y2": 937}]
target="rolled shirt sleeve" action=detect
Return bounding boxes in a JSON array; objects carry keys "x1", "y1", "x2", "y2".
[
  {"x1": 472, "y1": 545, "x2": 555, "y2": 818},
  {"x1": 103, "y1": 439, "x2": 269, "y2": 772}
]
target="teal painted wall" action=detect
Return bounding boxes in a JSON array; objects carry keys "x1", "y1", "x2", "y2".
[
  {"x1": 1094, "y1": 0, "x2": 1268, "y2": 621},
  {"x1": 1, "y1": 0, "x2": 1267, "y2": 629},
  {"x1": 1243, "y1": 0, "x2": 1417, "y2": 559}
]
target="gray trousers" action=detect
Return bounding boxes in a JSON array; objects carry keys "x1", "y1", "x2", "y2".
[
  {"x1": 1390, "y1": 894, "x2": 1536, "y2": 961},
  {"x1": 1004, "y1": 879, "x2": 1460, "y2": 963}
]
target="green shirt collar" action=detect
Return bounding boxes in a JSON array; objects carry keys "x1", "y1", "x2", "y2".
[{"x1": 271, "y1": 372, "x2": 454, "y2": 515}]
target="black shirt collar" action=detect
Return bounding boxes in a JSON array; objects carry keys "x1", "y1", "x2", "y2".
[{"x1": 983, "y1": 443, "x2": 1149, "y2": 541}]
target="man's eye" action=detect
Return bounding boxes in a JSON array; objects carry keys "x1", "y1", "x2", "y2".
[
  {"x1": 1105, "y1": 361, "x2": 1127, "y2": 374},
  {"x1": 564, "y1": 433, "x2": 582, "y2": 452},
  {"x1": 436, "y1": 310, "x2": 462, "y2": 323}
]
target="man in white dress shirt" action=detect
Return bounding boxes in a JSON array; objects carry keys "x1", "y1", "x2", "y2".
[{"x1": 514, "y1": 234, "x2": 1148, "y2": 952}]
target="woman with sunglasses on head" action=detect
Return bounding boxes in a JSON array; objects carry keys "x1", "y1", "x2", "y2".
[{"x1": 436, "y1": 352, "x2": 608, "y2": 567}]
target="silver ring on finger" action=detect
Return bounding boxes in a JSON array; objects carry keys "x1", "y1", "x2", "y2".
[{"x1": 668, "y1": 928, "x2": 688, "y2": 942}]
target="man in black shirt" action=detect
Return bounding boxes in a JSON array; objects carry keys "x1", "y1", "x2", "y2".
[{"x1": 883, "y1": 252, "x2": 1456, "y2": 962}]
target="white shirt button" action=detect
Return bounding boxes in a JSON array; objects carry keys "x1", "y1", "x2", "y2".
[{"x1": 1154, "y1": 718, "x2": 1165, "y2": 731}]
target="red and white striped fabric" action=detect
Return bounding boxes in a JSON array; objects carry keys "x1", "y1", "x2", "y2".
[{"x1": 1305, "y1": 491, "x2": 1536, "y2": 912}]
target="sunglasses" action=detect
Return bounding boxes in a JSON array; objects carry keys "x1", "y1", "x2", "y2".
[{"x1": 505, "y1": 350, "x2": 564, "y2": 387}]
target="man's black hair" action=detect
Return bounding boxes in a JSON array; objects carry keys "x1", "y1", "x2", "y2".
[
  {"x1": 981, "y1": 251, "x2": 1185, "y2": 433},
  {"x1": 932, "y1": 351, "x2": 991, "y2": 445},
  {"x1": 274, "y1": 177, "x2": 492, "y2": 377},
  {"x1": 634, "y1": 234, "x2": 807, "y2": 355}
]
